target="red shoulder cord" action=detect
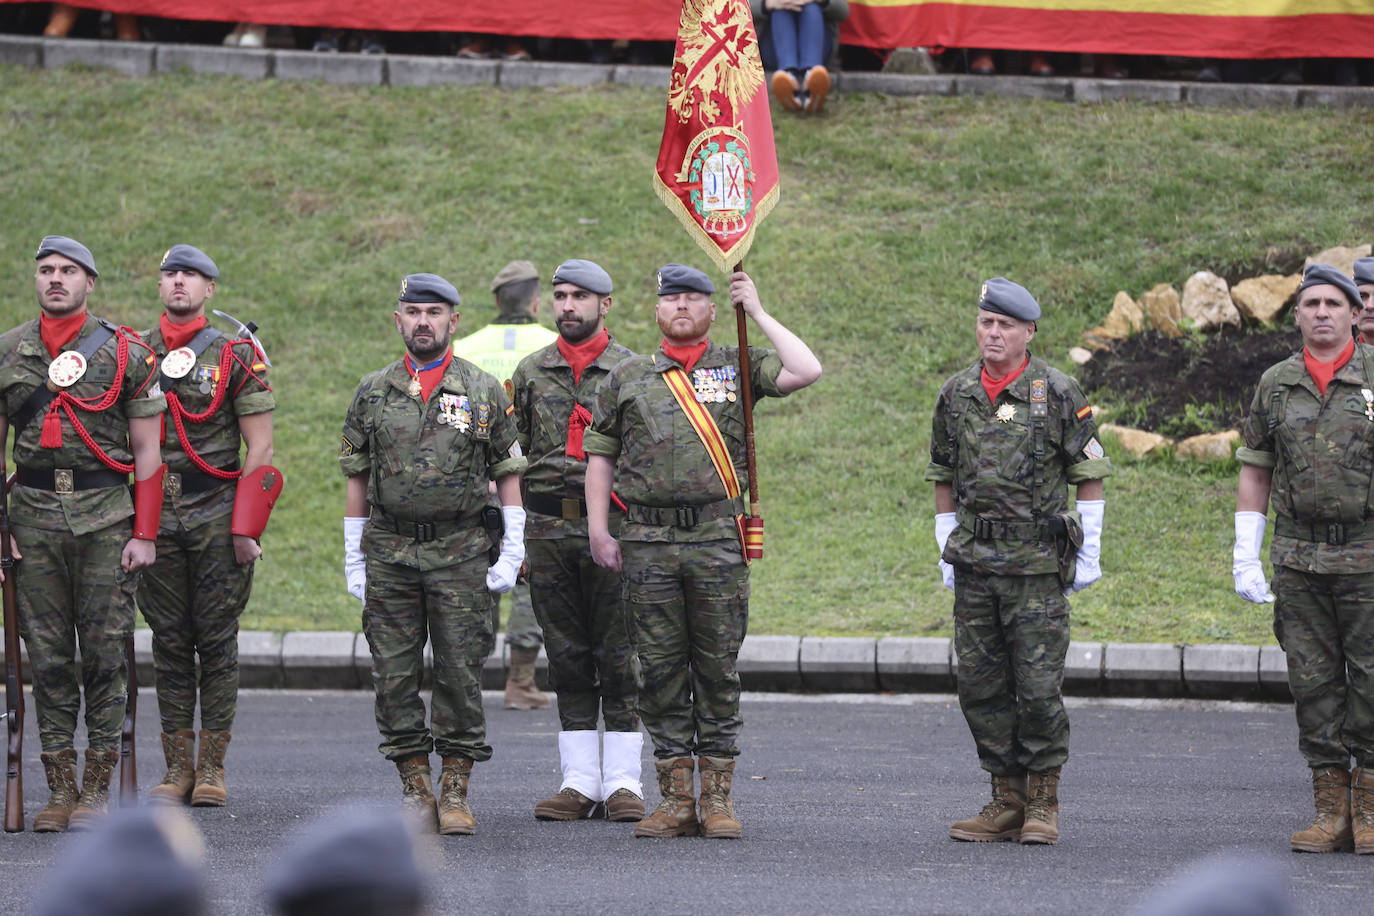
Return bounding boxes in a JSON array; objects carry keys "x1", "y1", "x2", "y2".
[
  {"x1": 164, "y1": 339, "x2": 272, "y2": 480},
  {"x1": 43, "y1": 327, "x2": 154, "y2": 474}
]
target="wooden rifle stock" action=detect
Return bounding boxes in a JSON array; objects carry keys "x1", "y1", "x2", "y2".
[
  {"x1": 3, "y1": 471, "x2": 24, "y2": 832},
  {"x1": 119, "y1": 635, "x2": 137, "y2": 805}
]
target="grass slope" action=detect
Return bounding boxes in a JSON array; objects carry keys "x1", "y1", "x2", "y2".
[{"x1": 1, "y1": 66, "x2": 1371, "y2": 641}]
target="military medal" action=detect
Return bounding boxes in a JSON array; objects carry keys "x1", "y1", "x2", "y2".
[
  {"x1": 1364, "y1": 388, "x2": 1374, "y2": 421},
  {"x1": 47, "y1": 351, "x2": 87, "y2": 388},
  {"x1": 475, "y1": 403, "x2": 491, "y2": 441},
  {"x1": 408, "y1": 377, "x2": 423, "y2": 399},
  {"x1": 161, "y1": 347, "x2": 196, "y2": 379},
  {"x1": 995, "y1": 404, "x2": 1016, "y2": 423},
  {"x1": 404, "y1": 352, "x2": 447, "y2": 402}
]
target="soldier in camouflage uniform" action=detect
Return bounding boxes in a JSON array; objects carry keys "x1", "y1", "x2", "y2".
[
  {"x1": 926, "y1": 278, "x2": 1110, "y2": 847},
  {"x1": 451, "y1": 259, "x2": 559, "y2": 710},
  {"x1": 0, "y1": 236, "x2": 166, "y2": 832},
  {"x1": 1233, "y1": 263, "x2": 1374, "y2": 854},
  {"x1": 510, "y1": 259, "x2": 643, "y2": 823},
  {"x1": 1355, "y1": 257, "x2": 1374, "y2": 342},
  {"x1": 585, "y1": 264, "x2": 821, "y2": 839},
  {"x1": 137, "y1": 245, "x2": 279, "y2": 810},
  {"x1": 340, "y1": 273, "x2": 527, "y2": 836}
]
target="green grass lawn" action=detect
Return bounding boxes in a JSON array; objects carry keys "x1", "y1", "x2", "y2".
[{"x1": 1, "y1": 65, "x2": 1371, "y2": 641}]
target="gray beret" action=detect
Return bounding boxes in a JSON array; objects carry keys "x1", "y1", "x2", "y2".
[
  {"x1": 1353, "y1": 257, "x2": 1374, "y2": 287},
  {"x1": 264, "y1": 809, "x2": 425, "y2": 914},
  {"x1": 552, "y1": 258, "x2": 613, "y2": 296},
  {"x1": 978, "y1": 277, "x2": 1041, "y2": 322},
  {"x1": 159, "y1": 244, "x2": 219, "y2": 279},
  {"x1": 30, "y1": 808, "x2": 205, "y2": 916},
  {"x1": 489, "y1": 259, "x2": 539, "y2": 293},
  {"x1": 399, "y1": 273, "x2": 459, "y2": 307},
  {"x1": 1297, "y1": 263, "x2": 1361, "y2": 311},
  {"x1": 35, "y1": 235, "x2": 97, "y2": 277},
  {"x1": 657, "y1": 263, "x2": 715, "y2": 296}
]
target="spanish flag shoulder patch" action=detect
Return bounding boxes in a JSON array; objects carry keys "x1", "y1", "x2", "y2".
[
  {"x1": 1075, "y1": 404, "x2": 1093, "y2": 421},
  {"x1": 504, "y1": 402, "x2": 515, "y2": 417}
]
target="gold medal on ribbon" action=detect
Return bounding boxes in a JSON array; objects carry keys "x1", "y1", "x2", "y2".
[{"x1": 408, "y1": 377, "x2": 422, "y2": 399}]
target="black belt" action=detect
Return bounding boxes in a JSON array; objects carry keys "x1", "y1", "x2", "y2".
[
  {"x1": 956, "y1": 506, "x2": 1051, "y2": 541},
  {"x1": 369, "y1": 511, "x2": 478, "y2": 544},
  {"x1": 625, "y1": 500, "x2": 736, "y2": 529},
  {"x1": 165, "y1": 467, "x2": 236, "y2": 497},
  {"x1": 1276, "y1": 516, "x2": 1369, "y2": 547},
  {"x1": 525, "y1": 492, "x2": 623, "y2": 521},
  {"x1": 17, "y1": 466, "x2": 128, "y2": 493}
]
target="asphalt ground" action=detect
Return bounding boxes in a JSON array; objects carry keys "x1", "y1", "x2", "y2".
[{"x1": 1, "y1": 689, "x2": 1368, "y2": 915}]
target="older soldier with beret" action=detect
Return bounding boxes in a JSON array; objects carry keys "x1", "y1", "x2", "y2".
[
  {"x1": 1234, "y1": 263, "x2": 1374, "y2": 854},
  {"x1": 0, "y1": 235, "x2": 166, "y2": 832},
  {"x1": 510, "y1": 258, "x2": 643, "y2": 822},
  {"x1": 585, "y1": 263, "x2": 821, "y2": 838},
  {"x1": 340, "y1": 273, "x2": 527, "y2": 836},
  {"x1": 452, "y1": 259, "x2": 559, "y2": 710},
  {"x1": 138, "y1": 245, "x2": 279, "y2": 810},
  {"x1": 927, "y1": 278, "x2": 1111, "y2": 846},
  {"x1": 1355, "y1": 257, "x2": 1374, "y2": 343}
]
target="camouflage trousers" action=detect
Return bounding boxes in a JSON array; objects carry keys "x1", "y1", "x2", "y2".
[
  {"x1": 137, "y1": 510, "x2": 254, "y2": 733},
  {"x1": 1273, "y1": 565, "x2": 1374, "y2": 769},
  {"x1": 492, "y1": 581, "x2": 543, "y2": 652},
  {"x1": 527, "y1": 536, "x2": 639, "y2": 732},
  {"x1": 363, "y1": 551, "x2": 494, "y2": 762},
  {"x1": 622, "y1": 537, "x2": 748, "y2": 759},
  {"x1": 953, "y1": 570, "x2": 1070, "y2": 775},
  {"x1": 12, "y1": 519, "x2": 136, "y2": 753}
]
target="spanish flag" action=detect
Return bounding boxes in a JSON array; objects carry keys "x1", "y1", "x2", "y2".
[{"x1": 654, "y1": 0, "x2": 781, "y2": 275}]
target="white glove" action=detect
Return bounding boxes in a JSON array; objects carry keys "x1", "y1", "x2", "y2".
[
  {"x1": 486, "y1": 506, "x2": 526, "y2": 593},
  {"x1": 1070, "y1": 500, "x2": 1104, "y2": 593},
  {"x1": 344, "y1": 516, "x2": 367, "y2": 602},
  {"x1": 1233, "y1": 511, "x2": 1274, "y2": 603},
  {"x1": 935, "y1": 512, "x2": 957, "y2": 592}
]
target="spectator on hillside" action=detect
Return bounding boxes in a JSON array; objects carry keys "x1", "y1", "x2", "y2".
[{"x1": 753, "y1": 0, "x2": 848, "y2": 114}]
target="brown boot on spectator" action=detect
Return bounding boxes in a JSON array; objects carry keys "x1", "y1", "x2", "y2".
[
  {"x1": 803, "y1": 66, "x2": 830, "y2": 113},
  {"x1": 457, "y1": 37, "x2": 489, "y2": 59},
  {"x1": 113, "y1": 13, "x2": 139, "y2": 41},
  {"x1": 771, "y1": 70, "x2": 801, "y2": 112},
  {"x1": 968, "y1": 51, "x2": 995, "y2": 75},
  {"x1": 1028, "y1": 53, "x2": 1055, "y2": 77},
  {"x1": 33, "y1": 749, "x2": 79, "y2": 833},
  {"x1": 43, "y1": 3, "x2": 78, "y2": 37}
]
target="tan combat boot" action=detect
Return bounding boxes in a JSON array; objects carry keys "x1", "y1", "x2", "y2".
[
  {"x1": 950, "y1": 773, "x2": 1028, "y2": 842},
  {"x1": 33, "y1": 749, "x2": 79, "y2": 832},
  {"x1": 438, "y1": 756, "x2": 477, "y2": 835},
  {"x1": 66, "y1": 749, "x2": 120, "y2": 832},
  {"x1": 1353, "y1": 767, "x2": 1374, "y2": 855},
  {"x1": 1292, "y1": 766, "x2": 1353, "y2": 853},
  {"x1": 191, "y1": 730, "x2": 231, "y2": 807},
  {"x1": 504, "y1": 648, "x2": 551, "y2": 710},
  {"x1": 698, "y1": 756, "x2": 742, "y2": 839},
  {"x1": 1019, "y1": 766, "x2": 1062, "y2": 845},
  {"x1": 396, "y1": 755, "x2": 438, "y2": 833},
  {"x1": 147, "y1": 729, "x2": 197, "y2": 806},
  {"x1": 634, "y1": 757, "x2": 698, "y2": 838}
]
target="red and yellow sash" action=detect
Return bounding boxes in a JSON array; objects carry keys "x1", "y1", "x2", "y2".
[{"x1": 663, "y1": 366, "x2": 750, "y2": 564}]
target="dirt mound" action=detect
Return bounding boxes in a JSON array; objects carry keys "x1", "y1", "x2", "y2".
[{"x1": 1079, "y1": 328, "x2": 1302, "y2": 437}]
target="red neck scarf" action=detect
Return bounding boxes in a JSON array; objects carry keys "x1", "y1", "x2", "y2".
[
  {"x1": 1303, "y1": 337, "x2": 1355, "y2": 396},
  {"x1": 160, "y1": 313, "x2": 207, "y2": 352},
  {"x1": 40, "y1": 311, "x2": 87, "y2": 359},
  {"x1": 405, "y1": 349, "x2": 452, "y2": 402},
  {"x1": 661, "y1": 338, "x2": 708, "y2": 373},
  {"x1": 981, "y1": 355, "x2": 1029, "y2": 405},
  {"x1": 557, "y1": 328, "x2": 609, "y2": 385}
]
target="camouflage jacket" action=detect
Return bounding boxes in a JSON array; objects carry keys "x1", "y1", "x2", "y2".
[
  {"x1": 141, "y1": 322, "x2": 275, "y2": 529},
  {"x1": 339, "y1": 355, "x2": 527, "y2": 569},
  {"x1": 583, "y1": 340, "x2": 785, "y2": 544},
  {"x1": 0, "y1": 314, "x2": 165, "y2": 535},
  {"x1": 925, "y1": 354, "x2": 1112, "y2": 575},
  {"x1": 1238, "y1": 344, "x2": 1374, "y2": 573},
  {"x1": 510, "y1": 335, "x2": 636, "y2": 540}
]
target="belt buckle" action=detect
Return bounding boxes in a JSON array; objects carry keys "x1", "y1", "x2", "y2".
[
  {"x1": 560, "y1": 497, "x2": 580, "y2": 521},
  {"x1": 973, "y1": 517, "x2": 993, "y2": 540},
  {"x1": 675, "y1": 505, "x2": 700, "y2": 528},
  {"x1": 54, "y1": 468, "x2": 74, "y2": 495},
  {"x1": 414, "y1": 521, "x2": 436, "y2": 543},
  {"x1": 1327, "y1": 523, "x2": 1347, "y2": 546},
  {"x1": 165, "y1": 472, "x2": 183, "y2": 497}
]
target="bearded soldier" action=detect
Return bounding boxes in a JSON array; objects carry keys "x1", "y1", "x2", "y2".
[
  {"x1": 0, "y1": 236, "x2": 166, "y2": 831},
  {"x1": 341, "y1": 273, "x2": 526, "y2": 835},
  {"x1": 138, "y1": 245, "x2": 280, "y2": 809}
]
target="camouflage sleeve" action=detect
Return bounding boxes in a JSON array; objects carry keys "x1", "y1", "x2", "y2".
[
  {"x1": 485, "y1": 375, "x2": 527, "y2": 480},
  {"x1": 583, "y1": 362, "x2": 624, "y2": 458},
  {"x1": 1056, "y1": 375, "x2": 1112, "y2": 483},
  {"x1": 923, "y1": 380, "x2": 955, "y2": 484},
  {"x1": 1237, "y1": 375, "x2": 1277, "y2": 468},
  {"x1": 229, "y1": 340, "x2": 275, "y2": 416},
  {"x1": 123, "y1": 340, "x2": 166, "y2": 419},
  {"x1": 338, "y1": 376, "x2": 372, "y2": 477},
  {"x1": 748, "y1": 346, "x2": 786, "y2": 399},
  {"x1": 509, "y1": 357, "x2": 532, "y2": 450}
]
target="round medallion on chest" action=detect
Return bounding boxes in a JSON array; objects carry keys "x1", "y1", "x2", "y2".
[
  {"x1": 47, "y1": 351, "x2": 87, "y2": 388},
  {"x1": 161, "y1": 347, "x2": 197, "y2": 379}
]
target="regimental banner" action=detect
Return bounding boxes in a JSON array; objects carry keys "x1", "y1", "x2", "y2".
[
  {"x1": 10, "y1": 0, "x2": 1370, "y2": 58},
  {"x1": 653, "y1": 0, "x2": 780, "y2": 275}
]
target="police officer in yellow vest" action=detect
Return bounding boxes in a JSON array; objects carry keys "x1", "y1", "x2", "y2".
[{"x1": 451, "y1": 261, "x2": 559, "y2": 709}]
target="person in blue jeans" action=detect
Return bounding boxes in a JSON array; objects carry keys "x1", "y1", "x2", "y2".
[{"x1": 752, "y1": 0, "x2": 849, "y2": 114}]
